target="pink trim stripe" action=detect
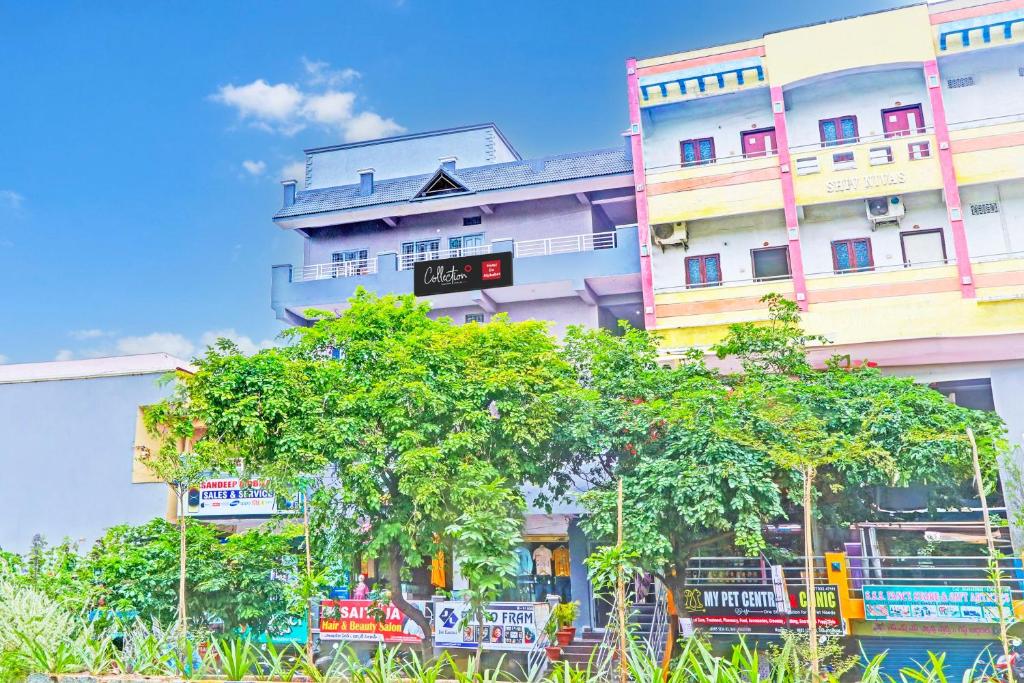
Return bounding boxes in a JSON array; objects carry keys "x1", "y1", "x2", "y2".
[
  {"x1": 637, "y1": 46, "x2": 766, "y2": 77},
  {"x1": 770, "y1": 85, "x2": 809, "y2": 311},
  {"x1": 924, "y1": 60, "x2": 976, "y2": 298},
  {"x1": 930, "y1": 0, "x2": 1024, "y2": 24},
  {"x1": 647, "y1": 166, "x2": 781, "y2": 195},
  {"x1": 952, "y1": 130, "x2": 1024, "y2": 153},
  {"x1": 627, "y1": 58, "x2": 658, "y2": 330}
]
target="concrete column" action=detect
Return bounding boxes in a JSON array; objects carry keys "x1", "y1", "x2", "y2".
[
  {"x1": 991, "y1": 363, "x2": 1024, "y2": 550},
  {"x1": 770, "y1": 86, "x2": 810, "y2": 311},
  {"x1": 924, "y1": 59, "x2": 976, "y2": 298},
  {"x1": 626, "y1": 58, "x2": 658, "y2": 330}
]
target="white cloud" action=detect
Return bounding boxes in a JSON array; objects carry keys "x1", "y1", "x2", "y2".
[
  {"x1": 54, "y1": 349, "x2": 75, "y2": 361},
  {"x1": 303, "y1": 58, "x2": 360, "y2": 87},
  {"x1": 69, "y1": 328, "x2": 114, "y2": 340},
  {"x1": 241, "y1": 159, "x2": 267, "y2": 176},
  {"x1": 212, "y1": 60, "x2": 404, "y2": 140},
  {"x1": 0, "y1": 190, "x2": 24, "y2": 208},
  {"x1": 115, "y1": 332, "x2": 196, "y2": 359},
  {"x1": 280, "y1": 161, "x2": 306, "y2": 183},
  {"x1": 200, "y1": 329, "x2": 275, "y2": 356},
  {"x1": 343, "y1": 111, "x2": 405, "y2": 142}
]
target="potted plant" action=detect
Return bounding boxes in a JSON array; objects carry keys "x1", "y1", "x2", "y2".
[
  {"x1": 554, "y1": 601, "x2": 579, "y2": 646},
  {"x1": 544, "y1": 609, "x2": 562, "y2": 660}
]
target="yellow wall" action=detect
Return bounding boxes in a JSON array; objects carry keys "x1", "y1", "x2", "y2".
[
  {"x1": 791, "y1": 134, "x2": 943, "y2": 206},
  {"x1": 952, "y1": 120, "x2": 1024, "y2": 185},
  {"x1": 647, "y1": 157, "x2": 784, "y2": 223},
  {"x1": 132, "y1": 406, "x2": 162, "y2": 484},
  {"x1": 764, "y1": 5, "x2": 935, "y2": 87}
]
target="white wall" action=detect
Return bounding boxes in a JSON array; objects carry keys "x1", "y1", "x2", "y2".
[
  {"x1": 652, "y1": 210, "x2": 789, "y2": 289},
  {"x1": 642, "y1": 89, "x2": 775, "y2": 170},
  {"x1": 800, "y1": 190, "x2": 951, "y2": 274},
  {"x1": 962, "y1": 179, "x2": 1024, "y2": 256},
  {"x1": 305, "y1": 195, "x2": 598, "y2": 265},
  {"x1": 940, "y1": 44, "x2": 1024, "y2": 125},
  {"x1": 785, "y1": 68, "x2": 932, "y2": 147},
  {"x1": 307, "y1": 126, "x2": 519, "y2": 189}
]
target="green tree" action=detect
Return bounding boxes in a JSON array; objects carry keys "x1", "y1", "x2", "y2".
[
  {"x1": 565, "y1": 296, "x2": 1005, "y2": 637},
  {"x1": 150, "y1": 290, "x2": 573, "y2": 651}
]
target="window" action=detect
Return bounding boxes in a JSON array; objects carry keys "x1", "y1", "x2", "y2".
[
  {"x1": 881, "y1": 104, "x2": 926, "y2": 138},
  {"x1": 401, "y1": 239, "x2": 441, "y2": 268},
  {"x1": 947, "y1": 76, "x2": 976, "y2": 88},
  {"x1": 901, "y1": 230, "x2": 947, "y2": 266},
  {"x1": 795, "y1": 157, "x2": 821, "y2": 175},
  {"x1": 831, "y1": 238, "x2": 874, "y2": 273},
  {"x1": 331, "y1": 249, "x2": 369, "y2": 277},
  {"x1": 448, "y1": 233, "x2": 485, "y2": 255},
  {"x1": 680, "y1": 137, "x2": 716, "y2": 166},
  {"x1": 970, "y1": 202, "x2": 999, "y2": 215},
  {"x1": 465, "y1": 313, "x2": 485, "y2": 324},
  {"x1": 685, "y1": 254, "x2": 722, "y2": 288},
  {"x1": 819, "y1": 116, "x2": 859, "y2": 147},
  {"x1": 463, "y1": 216, "x2": 482, "y2": 227},
  {"x1": 741, "y1": 128, "x2": 777, "y2": 158},
  {"x1": 869, "y1": 146, "x2": 894, "y2": 165},
  {"x1": 908, "y1": 141, "x2": 931, "y2": 160},
  {"x1": 750, "y1": 247, "x2": 791, "y2": 282}
]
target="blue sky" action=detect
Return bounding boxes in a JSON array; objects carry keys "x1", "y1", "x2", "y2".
[{"x1": 0, "y1": 0, "x2": 902, "y2": 364}]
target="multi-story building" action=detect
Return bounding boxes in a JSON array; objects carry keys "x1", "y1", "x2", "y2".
[
  {"x1": 271, "y1": 123, "x2": 641, "y2": 631},
  {"x1": 271, "y1": 123, "x2": 641, "y2": 336},
  {"x1": 627, "y1": 0, "x2": 1024, "y2": 480}
]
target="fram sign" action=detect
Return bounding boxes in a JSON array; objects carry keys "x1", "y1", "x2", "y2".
[{"x1": 413, "y1": 252, "x2": 514, "y2": 297}]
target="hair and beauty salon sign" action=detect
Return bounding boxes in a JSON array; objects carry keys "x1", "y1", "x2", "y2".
[{"x1": 413, "y1": 252, "x2": 513, "y2": 297}]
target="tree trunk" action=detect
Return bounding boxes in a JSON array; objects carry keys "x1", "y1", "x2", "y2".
[
  {"x1": 803, "y1": 464, "x2": 819, "y2": 682},
  {"x1": 303, "y1": 493, "x2": 315, "y2": 665},
  {"x1": 178, "y1": 487, "x2": 188, "y2": 636},
  {"x1": 386, "y1": 544, "x2": 433, "y2": 659}
]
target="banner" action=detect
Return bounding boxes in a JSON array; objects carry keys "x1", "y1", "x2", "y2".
[
  {"x1": 863, "y1": 585, "x2": 1012, "y2": 623},
  {"x1": 318, "y1": 600, "x2": 428, "y2": 643},
  {"x1": 683, "y1": 584, "x2": 843, "y2": 634},
  {"x1": 182, "y1": 478, "x2": 296, "y2": 518},
  {"x1": 434, "y1": 601, "x2": 543, "y2": 651},
  {"x1": 413, "y1": 252, "x2": 513, "y2": 297}
]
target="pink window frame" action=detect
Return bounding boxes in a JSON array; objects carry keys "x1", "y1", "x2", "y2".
[
  {"x1": 818, "y1": 116, "x2": 860, "y2": 147},
  {"x1": 881, "y1": 103, "x2": 926, "y2": 138},
  {"x1": 831, "y1": 238, "x2": 875, "y2": 273},
  {"x1": 680, "y1": 137, "x2": 717, "y2": 167},
  {"x1": 685, "y1": 253, "x2": 722, "y2": 288}
]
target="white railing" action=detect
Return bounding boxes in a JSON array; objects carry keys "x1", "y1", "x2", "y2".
[
  {"x1": 296, "y1": 259, "x2": 378, "y2": 282},
  {"x1": 804, "y1": 257, "x2": 956, "y2": 280},
  {"x1": 972, "y1": 250, "x2": 1024, "y2": 264},
  {"x1": 515, "y1": 231, "x2": 617, "y2": 258},
  {"x1": 398, "y1": 244, "x2": 492, "y2": 271},
  {"x1": 949, "y1": 112, "x2": 1024, "y2": 132}
]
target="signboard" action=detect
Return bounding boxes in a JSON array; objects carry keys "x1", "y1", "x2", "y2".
[
  {"x1": 863, "y1": 585, "x2": 1012, "y2": 623},
  {"x1": 434, "y1": 601, "x2": 543, "y2": 651},
  {"x1": 683, "y1": 584, "x2": 843, "y2": 634},
  {"x1": 183, "y1": 478, "x2": 296, "y2": 518},
  {"x1": 412, "y1": 252, "x2": 513, "y2": 297},
  {"x1": 318, "y1": 599, "x2": 428, "y2": 644},
  {"x1": 852, "y1": 619, "x2": 1000, "y2": 641}
]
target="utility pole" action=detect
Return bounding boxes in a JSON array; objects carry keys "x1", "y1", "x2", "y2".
[
  {"x1": 803, "y1": 464, "x2": 819, "y2": 681},
  {"x1": 617, "y1": 478, "x2": 628, "y2": 683}
]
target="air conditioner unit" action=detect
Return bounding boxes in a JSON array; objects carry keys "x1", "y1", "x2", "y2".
[
  {"x1": 652, "y1": 221, "x2": 687, "y2": 248},
  {"x1": 865, "y1": 196, "x2": 905, "y2": 230}
]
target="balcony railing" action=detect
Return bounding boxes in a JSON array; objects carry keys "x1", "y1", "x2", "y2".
[
  {"x1": 514, "y1": 231, "x2": 617, "y2": 258},
  {"x1": 790, "y1": 129, "x2": 936, "y2": 176},
  {"x1": 296, "y1": 259, "x2": 378, "y2": 282},
  {"x1": 948, "y1": 112, "x2": 1024, "y2": 132},
  {"x1": 398, "y1": 244, "x2": 493, "y2": 271}
]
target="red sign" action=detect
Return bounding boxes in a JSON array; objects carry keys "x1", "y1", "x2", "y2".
[
  {"x1": 481, "y1": 259, "x2": 502, "y2": 281},
  {"x1": 318, "y1": 599, "x2": 425, "y2": 643}
]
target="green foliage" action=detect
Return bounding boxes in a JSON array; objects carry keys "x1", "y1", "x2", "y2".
[
  {"x1": 12, "y1": 631, "x2": 79, "y2": 675},
  {"x1": 87, "y1": 518, "x2": 301, "y2": 633},
  {"x1": 261, "y1": 639, "x2": 304, "y2": 682},
  {"x1": 564, "y1": 297, "x2": 1005, "y2": 610},
  {"x1": 0, "y1": 536, "x2": 93, "y2": 613},
  {"x1": 75, "y1": 630, "x2": 116, "y2": 676},
  {"x1": 153, "y1": 289, "x2": 574, "y2": 642},
  {"x1": 553, "y1": 601, "x2": 580, "y2": 629},
  {"x1": 214, "y1": 636, "x2": 260, "y2": 681},
  {"x1": 0, "y1": 578, "x2": 80, "y2": 681}
]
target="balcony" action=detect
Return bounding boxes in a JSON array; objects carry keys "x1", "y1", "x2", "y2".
[
  {"x1": 646, "y1": 153, "x2": 784, "y2": 223},
  {"x1": 789, "y1": 130, "x2": 943, "y2": 206},
  {"x1": 949, "y1": 114, "x2": 1024, "y2": 186},
  {"x1": 272, "y1": 226, "x2": 641, "y2": 324}
]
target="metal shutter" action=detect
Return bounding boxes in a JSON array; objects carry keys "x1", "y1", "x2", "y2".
[{"x1": 860, "y1": 637, "x2": 999, "y2": 680}]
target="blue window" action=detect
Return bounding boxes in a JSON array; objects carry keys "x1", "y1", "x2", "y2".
[
  {"x1": 331, "y1": 249, "x2": 369, "y2": 277},
  {"x1": 465, "y1": 313, "x2": 485, "y2": 324},
  {"x1": 449, "y1": 233, "x2": 485, "y2": 253},
  {"x1": 401, "y1": 239, "x2": 441, "y2": 269},
  {"x1": 819, "y1": 116, "x2": 859, "y2": 146},
  {"x1": 832, "y1": 238, "x2": 873, "y2": 273},
  {"x1": 680, "y1": 137, "x2": 716, "y2": 166},
  {"x1": 685, "y1": 254, "x2": 722, "y2": 288}
]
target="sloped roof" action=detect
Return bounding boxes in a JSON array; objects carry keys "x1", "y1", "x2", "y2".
[
  {"x1": 274, "y1": 147, "x2": 633, "y2": 220},
  {"x1": 0, "y1": 353, "x2": 192, "y2": 385}
]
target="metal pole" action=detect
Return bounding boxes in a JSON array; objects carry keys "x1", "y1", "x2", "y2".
[{"x1": 617, "y1": 478, "x2": 628, "y2": 683}]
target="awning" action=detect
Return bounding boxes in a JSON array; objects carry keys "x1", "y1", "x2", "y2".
[{"x1": 523, "y1": 514, "x2": 570, "y2": 541}]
